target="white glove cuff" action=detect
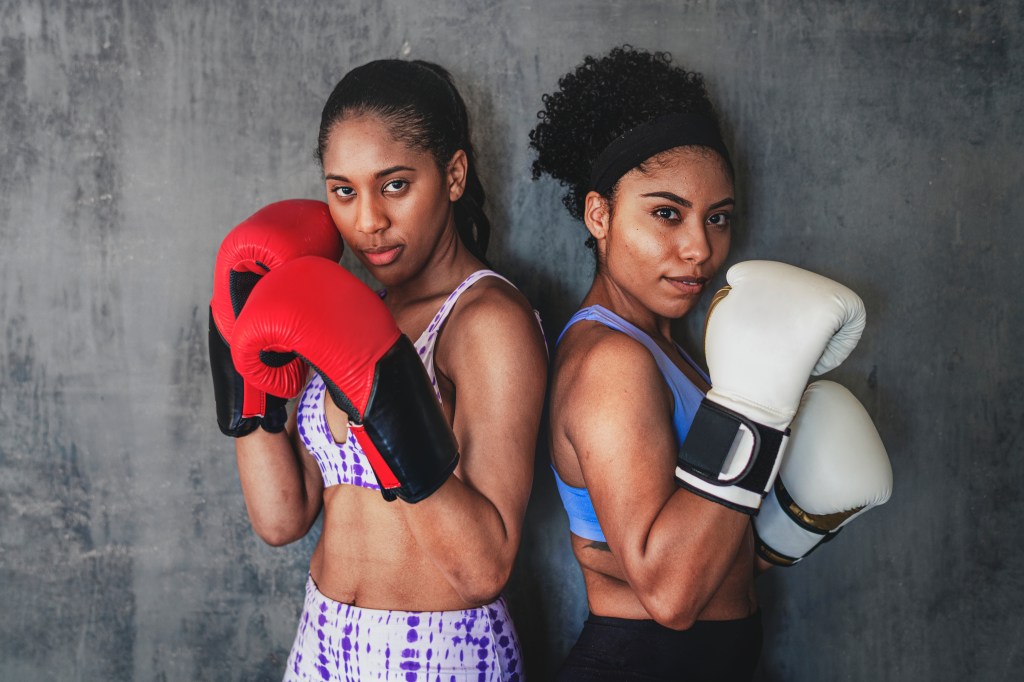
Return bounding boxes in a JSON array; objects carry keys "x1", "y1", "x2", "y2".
[{"x1": 675, "y1": 467, "x2": 765, "y2": 514}]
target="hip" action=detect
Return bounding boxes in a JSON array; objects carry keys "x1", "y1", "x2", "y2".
[
  {"x1": 285, "y1": 574, "x2": 525, "y2": 681},
  {"x1": 557, "y1": 611, "x2": 762, "y2": 681}
]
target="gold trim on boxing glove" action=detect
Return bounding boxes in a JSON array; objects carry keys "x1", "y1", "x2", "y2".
[
  {"x1": 777, "y1": 479, "x2": 865, "y2": 532},
  {"x1": 755, "y1": 540, "x2": 799, "y2": 567},
  {"x1": 702, "y1": 285, "x2": 732, "y2": 352}
]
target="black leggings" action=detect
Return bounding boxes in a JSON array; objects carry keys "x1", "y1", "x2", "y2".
[{"x1": 556, "y1": 611, "x2": 762, "y2": 681}]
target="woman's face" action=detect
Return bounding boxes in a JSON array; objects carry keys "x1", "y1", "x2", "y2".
[
  {"x1": 588, "y1": 146, "x2": 734, "y2": 320},
  {"x1": 321, "y1": 114, "x2": 463, "y2": 287}
]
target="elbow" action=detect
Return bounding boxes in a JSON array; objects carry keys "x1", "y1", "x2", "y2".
[
  {"x1": 451, "y1": 556, "x2": 514, "y2": 606},
  {"x1": 631, "y1": 572, "x2": 703, "y2": 631},
  {"x1": 644, "y1": 592, "x2": 701, "y2": 631},
  {"x1": 255, "y1": 527, "x2": 300, "y2": 547},
  {"x1": 249, "y1": 514, "x2": 309, "y2": 547},
  {"x1": 242, "y1": 494, "x2": 317, "y2": 547}
]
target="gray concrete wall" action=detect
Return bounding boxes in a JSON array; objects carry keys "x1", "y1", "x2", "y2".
[{"x1": 1, "y1": 1, "x2": 1021, "y2": 679}]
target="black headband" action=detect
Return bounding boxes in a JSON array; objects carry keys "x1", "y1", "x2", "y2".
[{"x1": 588, "y1": 112, "x2": 732, "y2": 195}]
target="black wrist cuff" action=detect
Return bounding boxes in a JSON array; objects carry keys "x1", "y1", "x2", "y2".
[
  {"x1": 678, "y1": 398, "x2": 788, "y2": 493},
  {"x1": 259, "y1": 398, "x2": 289, "y2": 434}
]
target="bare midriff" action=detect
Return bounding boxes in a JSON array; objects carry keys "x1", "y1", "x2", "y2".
[{"x1": 308, "y1": 483, "x2": 485, "y2": 612}]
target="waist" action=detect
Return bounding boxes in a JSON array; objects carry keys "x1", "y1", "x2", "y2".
[
  {"x1": 311, "y1": 489, "x2": 496, "y2": 611},
  {"x1": 304, "y1": 572, "x2": 513, "y2": 623},
  {"x1": 295, "y1": 574, "x2": 523, "y2": 679},
  {"x1": 585, "y1": 609, "x2": 761, "y2": 631},
  {"x1": 561, "y1": 610, "x2": 762, "y2": 680},
  {"x1": 585, "y1": 606, "x2": 761, "y2": 630}
]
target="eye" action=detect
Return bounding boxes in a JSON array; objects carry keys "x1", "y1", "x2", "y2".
[
  {"x1": 331, "y1": 185, "x2": 355, "y2": 198},
  {"x1": 383, "y1": 179, "x2": 408, "y2": 193},
  {"x1": 653, "y1": 206, "x2": 680, "y2": 222},
  {"x1": 707, "y1": 212, "x2": 732, "y2": 231}
]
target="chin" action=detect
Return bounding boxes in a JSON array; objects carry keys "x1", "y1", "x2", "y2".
[
  {"x1": 366, "y1": 268, "x2": 402, "y2": 289},
  {"x1": 366, "y1": 261, "x2": 419, "y2": 290},
  {"x1": 663, "y1": 298, "x2": 701, "y2": 321}
]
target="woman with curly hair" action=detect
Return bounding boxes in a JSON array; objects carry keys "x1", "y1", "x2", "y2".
[{"x1": 530, "y1": 46, "x2": 764, "y2": 680}]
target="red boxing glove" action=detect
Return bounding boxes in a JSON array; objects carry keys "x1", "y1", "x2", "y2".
[
  {"x1": 231, "y1": 257, "x2": 459, "y2": 502},
  {"x1": 208, "y1": 200, "x2": 344, "y2": 437}
]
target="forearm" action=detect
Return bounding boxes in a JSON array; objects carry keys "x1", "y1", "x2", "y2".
[
  {"x1": 622, "y1": 490, "x2": 751, "y2": 628},
  {"x1": 398, "y1": 475, "x2": 519, "y2": 605},
  {"x1": 235, "y1": 428, "x2": 322, "y2": 545}
]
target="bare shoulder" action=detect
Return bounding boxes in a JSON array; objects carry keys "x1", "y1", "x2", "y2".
[
  {"x1": 440, "y1": 275, "x2": 544, "y2": 356},
  {"x1": 553, "y1": 321, "x2": 670, "y2": 457},
  {"x1": 556, "y1": 322, "x2": 663, "y2": 403}
]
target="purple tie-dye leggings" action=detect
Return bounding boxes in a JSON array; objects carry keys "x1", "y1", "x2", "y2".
[{"x1": 283, "y1": 575, "x2": 524, "y2": 681}]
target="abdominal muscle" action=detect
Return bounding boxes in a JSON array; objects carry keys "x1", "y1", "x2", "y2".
[
  {"x1": 307, "y1": 485, "x2": 474, "y2": 612},
  {"x1": 571, "y1": 525, "x2": 759, "y2": 624},
  {"x1": 305, "y1": 397, "x2": 475, "y2": 613}
]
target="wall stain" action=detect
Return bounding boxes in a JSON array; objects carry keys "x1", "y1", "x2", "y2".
[{"x1": 0, "y1": 312, "x2": 136, "y2": 680}]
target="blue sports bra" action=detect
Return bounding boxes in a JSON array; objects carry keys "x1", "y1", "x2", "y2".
[{"x1": 551, "y1": 305, "x2": 709, "y2": 543}]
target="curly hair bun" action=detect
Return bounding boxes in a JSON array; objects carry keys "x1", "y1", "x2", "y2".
[{"x1": 529, "y1": 45, "x2": 724, "y2": 221}]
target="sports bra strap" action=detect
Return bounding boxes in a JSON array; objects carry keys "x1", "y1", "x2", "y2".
[{"x1": 414, "y1": 270, "x2": 517, "y2": 400}]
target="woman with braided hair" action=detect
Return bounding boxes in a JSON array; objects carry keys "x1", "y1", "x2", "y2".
[{"x1": 214, "y1": 59, "x2": 546, "y2": 681}]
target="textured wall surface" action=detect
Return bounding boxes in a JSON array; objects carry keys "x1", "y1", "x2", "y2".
[{"x1": 1, "y1": 1, "x2": 1022, "y2": 680}]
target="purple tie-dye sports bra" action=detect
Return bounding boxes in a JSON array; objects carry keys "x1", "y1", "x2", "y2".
[{"x1": 295, "y1": 269, "x2": 515, "y2": 490}]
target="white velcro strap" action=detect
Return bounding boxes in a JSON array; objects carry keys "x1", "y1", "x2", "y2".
[{"x1": 675, "y1": 467, "x2": 764, "y2": 515}]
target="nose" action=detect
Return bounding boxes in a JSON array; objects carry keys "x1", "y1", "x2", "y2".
[
  {"x1": 678, "y1": 219, "x2": 712, "y2": 264},
  {"x1": 353, "y1": 195, "x2": 389, "y2": 235}
]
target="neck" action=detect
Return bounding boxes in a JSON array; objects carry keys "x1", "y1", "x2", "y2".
[
  {"x1": 582, "y1": 271, "x2": 672, "y2": 342},
  {"x1": 385, "y1": 219, "x2": 482, "y2": 310}
]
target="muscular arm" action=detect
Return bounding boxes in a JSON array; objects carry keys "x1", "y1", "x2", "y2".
[
  {"x1": 235, "y1": 407, "x2": 324, "y2": 546},
  {"x1": 397, "y1": 284, "x2": 547, "y2": 605},
  {"x1": 566, "y1": 332, "x2": 751, "y2": 629}
]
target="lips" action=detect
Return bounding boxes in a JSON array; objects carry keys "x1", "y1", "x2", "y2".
[
  {"x1": 664, "y1": 275, "x2": 709, "y2": 294},
  {"x1": 362, "y1": 245, "x2": 403, "y2": 267}
]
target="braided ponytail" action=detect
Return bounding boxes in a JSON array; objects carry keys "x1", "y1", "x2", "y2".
[{"x1": 453, "y1": 158, "x2": 490, "y2": 262}]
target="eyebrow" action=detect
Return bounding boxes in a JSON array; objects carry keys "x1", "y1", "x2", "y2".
[
  {"x1": 324, "y1": 165, "x2": 417, "y2": 182},
  {"x1": 640, "y1": 191, "x2": 735, "y2": 210}
]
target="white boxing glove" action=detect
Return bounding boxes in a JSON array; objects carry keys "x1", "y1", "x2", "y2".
[
  {"x1": 754, "y1": 380, "x2": 893, "y2": 565},
  {"x1": 675, "y1": 261, "x2": 866, "y2": 513}
]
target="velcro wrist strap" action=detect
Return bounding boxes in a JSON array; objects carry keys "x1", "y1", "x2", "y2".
[
  {"x1": 674, "y1": 469, "x2": 765, "y2": 515},
  {"x1": 258, "y1": 396, "x2": 289, "y2": 434},
  {"x1": 678, "y1": 398, "x2": 789, "y2": 492}
]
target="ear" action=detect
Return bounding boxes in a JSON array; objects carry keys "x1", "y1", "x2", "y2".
[
  {"x1": 445, "y1": 149, "x2": 468, "y2": 202},
  {"x1": 583, "y1": 191, "x2": 611, "y2": 242}
]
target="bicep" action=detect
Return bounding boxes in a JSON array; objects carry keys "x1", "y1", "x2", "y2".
[
  {"x1": 566, "y1": 343, "x2": 679, "y2": 568},
  {"x1": 444, "y1": 297, "x2": 548, "y2": 530}
]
